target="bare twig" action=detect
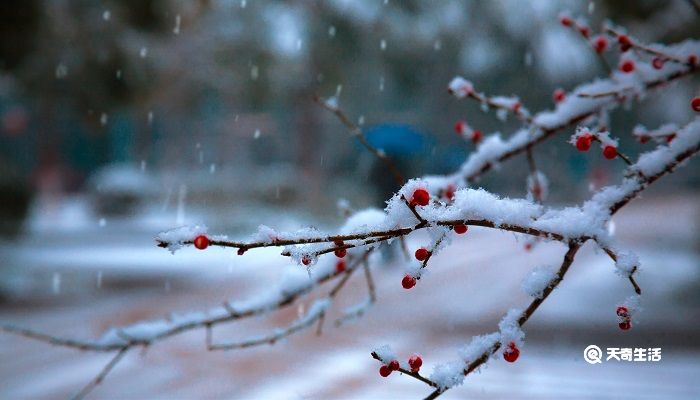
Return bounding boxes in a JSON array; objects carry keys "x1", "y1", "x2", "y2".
[
  {"x1": 208, "y1": 252, "x2": 366, "y2": 350},
  {"x1": 71, "y1": 346, "x2": 130, "y2": 400},
  {"x1": 314, "y1": 95, "x2": 405, "y2": 186},
  {"x1": 335, "y1": 257, "x2": 377, "y2": 326}
]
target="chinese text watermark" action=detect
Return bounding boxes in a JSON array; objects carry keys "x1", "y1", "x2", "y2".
[{"x1": 584, "y1": 345, "x2": 661, "y2": 364}]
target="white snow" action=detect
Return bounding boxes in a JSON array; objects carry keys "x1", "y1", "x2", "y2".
[
  {"x1": 522, "y1": 266, "x2": 557, "y2": 298},
  {"x1": 614, "y1": 250, "x2": 640, "y2": 275}
]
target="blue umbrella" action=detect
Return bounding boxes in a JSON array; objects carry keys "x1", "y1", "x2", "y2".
[{"x1": 360, "y1": 124, "x2": 431, "y2": 157}]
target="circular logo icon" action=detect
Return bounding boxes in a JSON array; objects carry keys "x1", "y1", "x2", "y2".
[{"x1": 584, "y1": 345, "x2": 603, "y2": 364}]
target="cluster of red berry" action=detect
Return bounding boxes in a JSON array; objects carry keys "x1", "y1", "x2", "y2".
[
  {"x1": 379, "y1": 355, "x2": 423, "y2": 377},
  {"x1": 333, "y1": 239, "x2": 347, "y2": 272},
  {"x1": 615, "y1": 34, "x2": 635, "y2": 73},
  {"x1": 617, "y1": 306, "x2": 632, "y2": 331},
  {"x1": 559, "y1": 15, "x2": 589, "y2": 38},
  {"x1": 575, "y1": 132, "x2": 618, "y2": 160},
  {"x1": 454, "y1": 120, "x2": 482, "y2": 143},
  {"x1": 333, "y1": 239, "x2": 347, "y2": 258},
  {"x1": 562, "y1": 17, "x2": 698, "y2": 75}
]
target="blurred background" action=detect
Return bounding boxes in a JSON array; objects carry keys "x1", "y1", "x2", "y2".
[{"x1": 0, "y1": 0, "x2": 699, "y2": 399}]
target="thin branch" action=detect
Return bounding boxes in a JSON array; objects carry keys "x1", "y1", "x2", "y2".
[
  {"x1": 402, "y1": 195, "x2": 428, "y2": 225},
  {"x1": 71, "y1": 346, "x2": 130, "y2": 400},
  {"x1": 525, "y1": 146, "x2": 543, "y2": 203},
  {"x1": 0, "y1": 325, "x2": 117, "y2": 352},
  {"x1": 609, "y1": 140, "x2": 700, "y2": 215},
  {"x1": 335, "y1": 258, "x2": 377, "y2": 326},
  {"x1": 160, "y1": 218, "x2": 565, "y2": 256},
  {"x1": 628, "y1": 267, "x2": 642, "y2": 295},
  {"x1": 207, "y1": 301, "x2": 329, "y2": 350},
  {"x1": 423, "y1": 241, "x2": 582, "y2": 400},
  {"x1": 314, "y1": 95, "x2": 405, "y2": 186},
  {"x1": 363, "y1": 258, "x2": 376, "y2": 302},
  {"x1": 2, "y1": 251, "x2": 370, "y2": 352},
  {"x1": 467, "y1": 91, "x2": 533, "y2": 124},
  {"x1": 600, "y1": 246, "x2": 643, "y2": 295}
]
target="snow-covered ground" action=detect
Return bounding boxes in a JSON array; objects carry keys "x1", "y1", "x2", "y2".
[{"x1": 0, "y1": 194, "x2": 698, "y2": 399}]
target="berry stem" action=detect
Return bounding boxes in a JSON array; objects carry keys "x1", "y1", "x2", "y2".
[{"x1": 370, "y1": 352, "x2": 437, "y2": 388}]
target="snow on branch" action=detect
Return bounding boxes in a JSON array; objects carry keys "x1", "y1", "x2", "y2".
[{"x1": 3, "y1": 17, "x2": 700, "y2": 400}]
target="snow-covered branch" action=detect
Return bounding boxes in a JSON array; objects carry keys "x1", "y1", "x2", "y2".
[{"x1": 3, "y1": 15, "x2": 699, "y2": 399}]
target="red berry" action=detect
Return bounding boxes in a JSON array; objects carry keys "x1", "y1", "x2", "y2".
[
  {"x1": 593, "y1": 36, "x2": 608, "y2": 54},
  {"x1": 379, "y1": 365, "x2": 392, "y2": 377},
  {"x1": 688, "y1": 54, "x2": 698, "y2": 67},
  {"x1": 560, "y1": 16, "x2": 573, "y2": 27},
  {"x1": 619, "y1": 321, "x2": 632, "y2": 331},
  {"x1": 638, "y1": 135, "x2": 649, "y2": 144},
  {"x1": 576, "y1": 134, "x2": 592, "y2": 152},
  {"x1": 512, "y1": 102, "x2": 522, "y2": 112},
  {"x1": 524, "y1": 242, "x2": 533, "y2": 251},
  {"x1": 503, "y1": 342, "x2": 520, "y2": 363},
  {"x1": 603, "y1": 145, "x2": 618, "y2": 160},
  {"x1": 302, "y1": 255, "x2": 312, "y2": 266},
  {"x1": 579, "y1": 26, "x2": 590, "y2": 38},
  {"x1": 691, "y1": 97, "x2": 700, "y2": 112},
  {"x1": 388, "y1": 360, "x2": 400, "y2": 371},
  {"x1": 472, "y1": 130, "x2": 482, "y2": 143},
  {"x1": 333, "y1": 239, "x2": 344, "y2": 246},
  {"x1": 335, "y1": 260, "x2": 346, "y2": 273},
  {"x1": 454, "y1": 120, "x2": 466, "y2": 135},
  {"x1": 411, "y1": 188, "x2": 430, "y2": 206},
  {"x1": 616, "y1": 306, "x2": 629, "y2": 317},
  {"x1": 666, "y1": 134, "x2": 676, "y2": 143},
  {"x1": 444, "y1": 184, "x2": 455, "y2": 201},
  {"x1": 553, "y1": 88, "x2": 566, "y2": 103},
  {"x1": 414, "y1": 247, "x2": 430, "y2": 261},
  {"x1": 618, "y1": 34, "x2": 632, "y2": 51},
  {"x1": 402, "y1": 274, "x2": 417, "y2": 289},
  {"x1": 454, "y1": 224, "x2": 468, "y2": 234},
  {"x1": 193, "y1": 235, "x2": 209, "y2": 250},
  {"x1": 408, "y1": 355, "x2": 422, "y2": 372},
  {"x1": 620, "y1": 59, "x2": 635, "y2": 73},
  {"x1": 652, "y1": 57, "x2": 664, "y2": 70},
  {"x1": 334, "y1": 248, "x2": 347, "y2": 258},
  {"x1": 532, "y1": 183, "x2": 542, "y2": 198}
]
